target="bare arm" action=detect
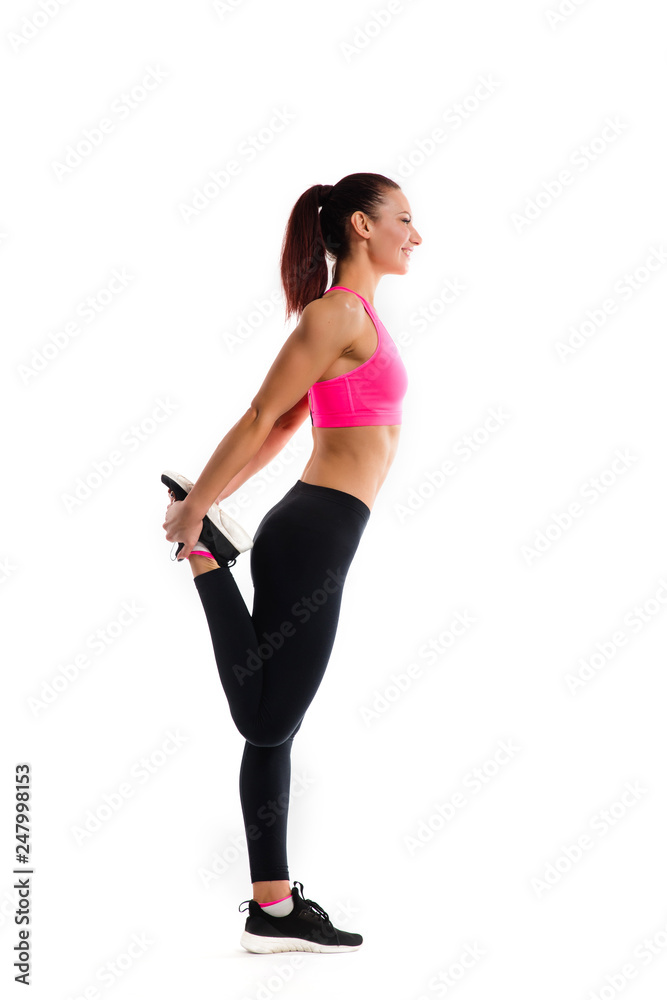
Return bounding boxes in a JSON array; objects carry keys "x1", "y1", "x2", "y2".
[
  {"x1": 182, "y1": 297, "x2": 358, "y2": 520},
  {"x1": 215, "y1": 394, "x2": 310, "y2": 502}
]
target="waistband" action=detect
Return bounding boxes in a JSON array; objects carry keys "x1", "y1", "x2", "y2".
[{"x1": 288, "y1": 480, "x2": 371, "y2": 521}]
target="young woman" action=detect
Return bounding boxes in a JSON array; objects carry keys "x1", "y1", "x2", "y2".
[{"x1": 162, "y1": 172, "x2": 421, "y2": 954}]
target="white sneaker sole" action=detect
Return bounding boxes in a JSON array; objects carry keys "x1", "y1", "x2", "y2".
[
  {"x1": 239, "y1": 930, "x2": 361, "y2": 954},
  {"x1": 162, "y1": 469, "x2": 254, "y2": 556}
]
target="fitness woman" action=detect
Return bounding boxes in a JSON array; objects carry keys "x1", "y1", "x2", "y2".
[{"x1": 161, "y1": 172, "x2": 421, "y2": 954}]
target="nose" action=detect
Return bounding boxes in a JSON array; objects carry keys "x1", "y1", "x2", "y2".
[{"x1": 410, "y1": 226, "x2": 422, "y2": 245}]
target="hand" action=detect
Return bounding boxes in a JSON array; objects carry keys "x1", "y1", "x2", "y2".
[{"x1": 162, "y1": 492, "x2": 203, "y2": 561}]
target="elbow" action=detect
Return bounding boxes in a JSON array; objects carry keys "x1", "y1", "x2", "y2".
[{"x1": 247, "y1": 401, "x2": 276, "y2": 433}]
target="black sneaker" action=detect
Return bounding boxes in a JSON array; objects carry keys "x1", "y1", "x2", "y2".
[
  {"x1": 238, "y1": 881, "x2": 363, "y2": 954},
  {"x1": 161, "y1": 470, "x2": 253, "y2": 566}
]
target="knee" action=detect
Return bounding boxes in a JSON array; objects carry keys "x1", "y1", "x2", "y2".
[{"x1": 239, "y1": 725, "x2": 295, "y2": 749}]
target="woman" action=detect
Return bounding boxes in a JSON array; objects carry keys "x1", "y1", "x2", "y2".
[{"x1": 162, "y1": 172, "x2": 422, "y2": 954}]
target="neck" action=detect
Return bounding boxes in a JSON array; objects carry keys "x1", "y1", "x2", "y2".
[{"x1": 330, "y1": 266, "x2": 381, "y2": 307}]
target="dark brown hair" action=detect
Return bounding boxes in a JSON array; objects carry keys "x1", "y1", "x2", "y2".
[{"x1": 279, "y1": 172, "x2": 400, "y2": 322}]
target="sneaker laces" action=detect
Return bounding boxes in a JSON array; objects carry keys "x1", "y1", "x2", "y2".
[
  {"x1": 238, "y1": 883, "x2": 339, "y2": 943},
  {"x1": 293, "y1": 881, "x2": 339, "y2": 942}
]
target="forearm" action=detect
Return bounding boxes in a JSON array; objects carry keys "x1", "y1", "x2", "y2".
[
  {"x1": 185, "y1": 408, "x2": 273, "y2": 518},
  {"x1": 215, "y1": 420, "x2": 298, "y2": 502}
]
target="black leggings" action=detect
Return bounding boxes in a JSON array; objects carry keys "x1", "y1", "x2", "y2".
[{"x1": 193, "y1": 479, "x2": 370, "y2": 882}]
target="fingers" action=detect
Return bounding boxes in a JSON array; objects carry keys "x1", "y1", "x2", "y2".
[
  {"x1": 160, "y1": 492, "x2": 195, "y2": 560},
  {"x1": 162, "y1": 496, "x2": 180, "y2": 530}
]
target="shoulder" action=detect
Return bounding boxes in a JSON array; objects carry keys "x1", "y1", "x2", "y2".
[
  {"x1": 292, "y1": 293, "x2": 366, "y2": 358},
  {"x1": 300, "y1": 290, "x2": 367, "y2": 331}
]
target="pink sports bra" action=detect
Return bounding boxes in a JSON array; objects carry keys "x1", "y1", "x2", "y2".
[{"x1": 307, "y1": 286, "x2": 408, "y2": 427}]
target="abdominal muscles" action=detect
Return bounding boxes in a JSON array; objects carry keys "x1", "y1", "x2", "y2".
[{"x1": 299, "y1": 424, "x2": 401, "y2": 511}]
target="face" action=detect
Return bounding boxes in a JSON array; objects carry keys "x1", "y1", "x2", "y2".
[{"x1": 351, "y1": 188, "x2": 422, "y2": 275}]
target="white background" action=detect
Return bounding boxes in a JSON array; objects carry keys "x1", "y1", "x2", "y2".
[{"x1": 2, "y1": 0, "x2": 667, "y2": 997}]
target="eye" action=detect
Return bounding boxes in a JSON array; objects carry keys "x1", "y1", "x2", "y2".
[{"x1": 402, "y1": 218, "x2": 411, "y2": 224}]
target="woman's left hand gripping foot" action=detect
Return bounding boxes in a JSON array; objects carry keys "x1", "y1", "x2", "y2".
[{"x1": 163, "y1": 490, "x2": 203, "y2": 561}]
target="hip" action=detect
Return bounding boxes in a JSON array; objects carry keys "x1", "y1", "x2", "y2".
[{"x1": 253, "y1": 479, "x2": 370, "y2": 554}]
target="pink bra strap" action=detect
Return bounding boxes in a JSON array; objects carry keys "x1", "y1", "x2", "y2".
[{"x1": 324, "y1": 285, "x2": 373, "y2": 310}]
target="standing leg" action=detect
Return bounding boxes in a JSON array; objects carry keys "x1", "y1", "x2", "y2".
[
  {"x1": 239, "y1": 717, "x2": 303, "y2": 893},
  {"x1": 239, "y1": 736, "x2": 294, "y2": 883}
]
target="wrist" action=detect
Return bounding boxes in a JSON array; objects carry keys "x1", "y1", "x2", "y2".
[{"x1": 183, "y1": 489, "x2": 210, "y2": 521}]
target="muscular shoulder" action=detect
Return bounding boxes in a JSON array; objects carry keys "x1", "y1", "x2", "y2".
[
  {"x1": 300, "y1": 290, "x2": 367, "y2": 343},
  {"x1": 306, "y1": 288, "x2": 367, "y2": 319}
]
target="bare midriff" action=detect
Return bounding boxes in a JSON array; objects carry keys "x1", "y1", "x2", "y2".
[{"x1": 299, "y1": 424, "x2": 401, "y2": 512}]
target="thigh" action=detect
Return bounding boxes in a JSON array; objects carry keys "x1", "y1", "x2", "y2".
[
  {"x1": 250, "y1": 488, "x2": 366, "y2": 623},
  {"x1": 249, "y1": 490, "x2": 367, "y2": 715}
]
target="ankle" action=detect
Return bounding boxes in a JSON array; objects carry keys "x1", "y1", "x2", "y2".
[
  {"x1": 252, "y1": 880, "x2": 291, "y2": 905},
  {"x1": 189, "y1": 554, "x2": 219, "y2": 576}
]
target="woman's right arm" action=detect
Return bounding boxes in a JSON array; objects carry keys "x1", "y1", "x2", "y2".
[
  {"x1": 178, "y1": 295, "x2": 361, "y2": 523},
  {"x1": 214, "y1": 394, "x2": 310, "y2": 503}
]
